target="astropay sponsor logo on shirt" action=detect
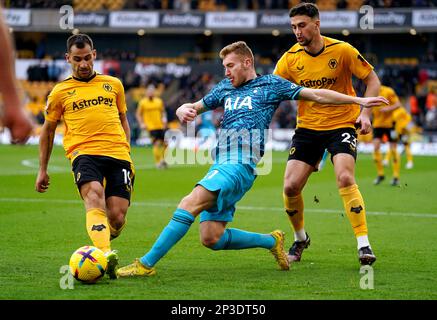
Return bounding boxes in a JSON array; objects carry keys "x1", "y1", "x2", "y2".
[{"x1": 109, "y1": 11, "x2": 159, "y2": 28}]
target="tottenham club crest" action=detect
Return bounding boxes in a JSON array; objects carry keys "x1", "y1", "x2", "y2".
[{"x1": 103, "y1": 83, "x2": 112, "y2": 92}]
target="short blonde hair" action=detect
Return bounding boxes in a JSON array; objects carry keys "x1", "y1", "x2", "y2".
[{"x1": 219, "y1": 41, "x2": 254, "y2": 64}]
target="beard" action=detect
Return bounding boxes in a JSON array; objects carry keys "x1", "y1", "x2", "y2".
[{"x1": 298, "y1": 37, "x2": 312, "y2": 46}]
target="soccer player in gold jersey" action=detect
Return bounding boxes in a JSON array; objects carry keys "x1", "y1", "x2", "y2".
[
  {"x1": 274, "y1": 3, "x2": 380, "y2": 266},
  {"x1": 0, "y1": 5, "x2": 33, "y2": 144},
  {"x1": 383, "y1": 106, "x2": 414, "y2": 169},
  {"x1": 35, "y1": 34, "x2": 133, "y2": 279},
  {"x1": 136, "y1": 85, "x2": 168, "y2": 169},
  {"x1": 371, "y1": 85, "x2": 402, "y2": 186}
]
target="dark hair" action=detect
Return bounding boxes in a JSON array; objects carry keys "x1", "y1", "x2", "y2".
[
  {"x1": 66, "y1": 33, "x2": 94, "y2": 52},
  {"x1": 289, "y1": 2, "x2": 319, "y2": 19}
]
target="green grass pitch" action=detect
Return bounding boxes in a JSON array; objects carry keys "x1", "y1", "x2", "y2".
[{"x1": 0, "y1": 144, "x2": 436, "y2": 300}]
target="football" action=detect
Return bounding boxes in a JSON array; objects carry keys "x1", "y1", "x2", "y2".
[{"x1": 69, "y1": 246, "x2": 107, "y2": 284}]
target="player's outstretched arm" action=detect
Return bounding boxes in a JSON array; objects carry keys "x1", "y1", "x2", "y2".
[
  {"x1": 176, "y1": 100, "x2": 205, "y2": 123},
  {"x1": 299, "y1": 88, "x2": 389, "y2": 107},
  {"x1": 0, "y1": 7, "x2": 33, "y2": 144},
  {"x1": 119, "y1": 112, "x2": 131, "y2": 145},
  {"x1": 35, "y1": 120, "x2": 57, "y2": 193}
]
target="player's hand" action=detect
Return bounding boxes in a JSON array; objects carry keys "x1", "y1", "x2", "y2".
[
  {"x1": 355, "y1": 113, "x2": 372, "y2": 135},
  {"x1": 356, "y1": 96, "x2": 389, "y2": 108},
  {"x1": 176, "y1": 104, "x2": 197, "y2": 123},
  {"x1": 35, "y1": 171, "x2": 50, "y2": 193},
  {"x1": 3, "y1": 107, "x2": 34, "y2": 144}
]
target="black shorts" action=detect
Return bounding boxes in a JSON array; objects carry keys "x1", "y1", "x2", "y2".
[
  {"x1": 149, "y1": 129, "x2": 166, "y2": 142},
  {"x1": 72, "y1": 155, "x2": 135, "y2": 202},
  {"x1": 373, "y1": 127, "x2": 398, "y2": 142},
  {"x1": 287, "y1": 127, "x2": 358, "y2": 167}
]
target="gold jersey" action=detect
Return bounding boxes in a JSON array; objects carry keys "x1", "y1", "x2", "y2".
[
  {"x1": 45, "y1": 73, "x2": 131, "y2": 163},
  {"x1": 137, "y1": 97, "x2": 165, "y2": 131},
  {"x1": 393, "y1": 106, "x2": 412, "y2": 133},
  {"x1": 372, "y1": 85, "x2": 400, "y2": 128},
  {"x1": 274, "y1": 36, "x2": 373, "y2": 131}
]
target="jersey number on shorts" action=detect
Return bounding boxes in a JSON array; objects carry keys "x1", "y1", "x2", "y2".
[
  {"x1": 122, "y1": 168, "x2": 132, "y2": 187},
  {"x1": 341, "y1": 132, "x2": 357, "y2": 148}
]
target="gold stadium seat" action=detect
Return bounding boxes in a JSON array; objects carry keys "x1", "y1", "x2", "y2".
[
  {"x1": 105, "y1": 0, "x2": 125, "y2": 10},
  {"x1": 288, "y1": 0, "x2": 303, "y2": 9},
  {"x1": 316, "y1": 0, "x2": 337, "y2": 10},
  {"x1": 346, "y1": 0, "x2": 364, "y2": 10}
]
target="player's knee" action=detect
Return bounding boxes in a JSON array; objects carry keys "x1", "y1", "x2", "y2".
[
  {"x1": 178, "y1": 195, "x2": 194, "y2": 211},
  {"x1": 178, "y1": 194, "x2": 203, "y2": 215},
  {"x1": 83, "y1": 186, "x2": 105, "y2": 207},
  {"x1": 283, "y1": 182, "x2": 301, "y2": 197},
  {"x1": 107, "y1": 210, "x2": 126, "y2": 230},
  {"x1": 110, "y1": 216, "x2": 125, "y2": 230},
  {"x1": 337, "y1": 173, "x2": 355, "y2": 187},
  {"x1": 200, "y1": 234, "x2": 220, "y2": 249}
]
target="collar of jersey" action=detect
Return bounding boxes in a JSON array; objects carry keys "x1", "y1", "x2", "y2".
[
  {"x1": 237, "y1": 75, "x2": 258, "y2": 88},
  {"x1": 304, "y1": 45, "x2": 325, "y2": 58},
  {"x1": 72, "y1": 72, "x2": 97, "y2": 83}
]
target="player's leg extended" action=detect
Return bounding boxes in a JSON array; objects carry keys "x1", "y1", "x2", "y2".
[
  {"x1": 201, "y1": 221, "x2": 273, "y2": 250},
  {"x1": 372, "y1": 137, "x2": 385, "y2": 184},
  {"x1": 389, "y1": 141, "x2": 400, "y2": 186},
  {"x1": 106, "y1": 196, "x2": 128, "y2": 240},
  {"x1": 200, "y1": 221, "x2": 289, "y2": 270},
  {"x1": 81, "y1": 181, "x2": 111, "y2": 253},
  {"x1": 101, "y1": 195, "x2": 127, "y2": 280},
  {"x1": 402, "y1": 131, "x2": 414, "y2": 169},
  {"x1": 117, "y1": 185, "x2": 216, "y2": 277},
  {"x1": 157, "y1": 138, "x2": 168, "y2": 168},
  {"x1": 333, "y1": 154, "x2": 376, "y2": 265},
  {"x1": 383, "y1": 149, "x2": 391, "y2": 166},
  {"x1": 405, "y1": 142, "x2": 413, "y2": 168},
  {"x1": 282, "y1": 159, "x2": 313, "y2": 262},
  {"x1": 141, "y1": 186, "x2": 215, "y2": 267},
  {"x1": 152, "y1": 138, "x2": 162, "y2": 167}
]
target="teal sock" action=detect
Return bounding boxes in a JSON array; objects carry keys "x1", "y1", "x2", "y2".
[
  {"x1": 211, "y1": 228, "x2": 275, "y2": 250},
  {"x1": 140, "y1": 208, "x2": 195, "y2": 267}
]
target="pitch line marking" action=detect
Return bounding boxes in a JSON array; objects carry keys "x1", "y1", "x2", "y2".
[{"x1": 0, "y1": 197, "x2": 436, "y2": 219}]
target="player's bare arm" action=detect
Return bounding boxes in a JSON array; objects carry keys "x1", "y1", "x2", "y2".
[
  {"x1": 357, "y1": 70, "x2": 381, "y2": 134},
  {"x1": 119, "y1": 112, "x2": 131, "y2": 144},
  {"x1": 35, "y1": 120, "x2": 57, "y2": 193},
  {"x1": 299, "y1": 88, "x2": 389, "y2": 107},
  {"x1": 135, "y1": 106, "x2": 146, "y2": 130},
  {"x1": 380, "y1": 100, "x2": 401, "y2": 113},
  {"x1": 0, "y1": 7, "x2": 33, "y2": 144},
  {"x1": 176, "y1": 100, "x2": 205, "y2": 123}
]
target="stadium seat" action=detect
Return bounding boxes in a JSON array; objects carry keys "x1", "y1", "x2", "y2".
[
  {"x1": 289, "y1": 0, "x2": 304, "y2": 8},
  {"x1": 198, "y1": 0, "x2": 217, "y2": 11},
  {"x1": 316, "y1": 0, "x2": 338, "y2": 10},
  {"x1": 346, "y1": 0, "x2": 364, "y2": 10},
  {"x1": 74, "y1": 0, "x2": 125, "y2": 11}
]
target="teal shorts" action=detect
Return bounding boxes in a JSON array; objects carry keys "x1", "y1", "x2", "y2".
[{"x1": 197, "y1": 164, "x2": 256, "y2": 223}]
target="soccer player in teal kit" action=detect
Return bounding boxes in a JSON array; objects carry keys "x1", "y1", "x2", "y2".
[{"x1": 117, "y1": 41, "x2": 387, "y2": 277}]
